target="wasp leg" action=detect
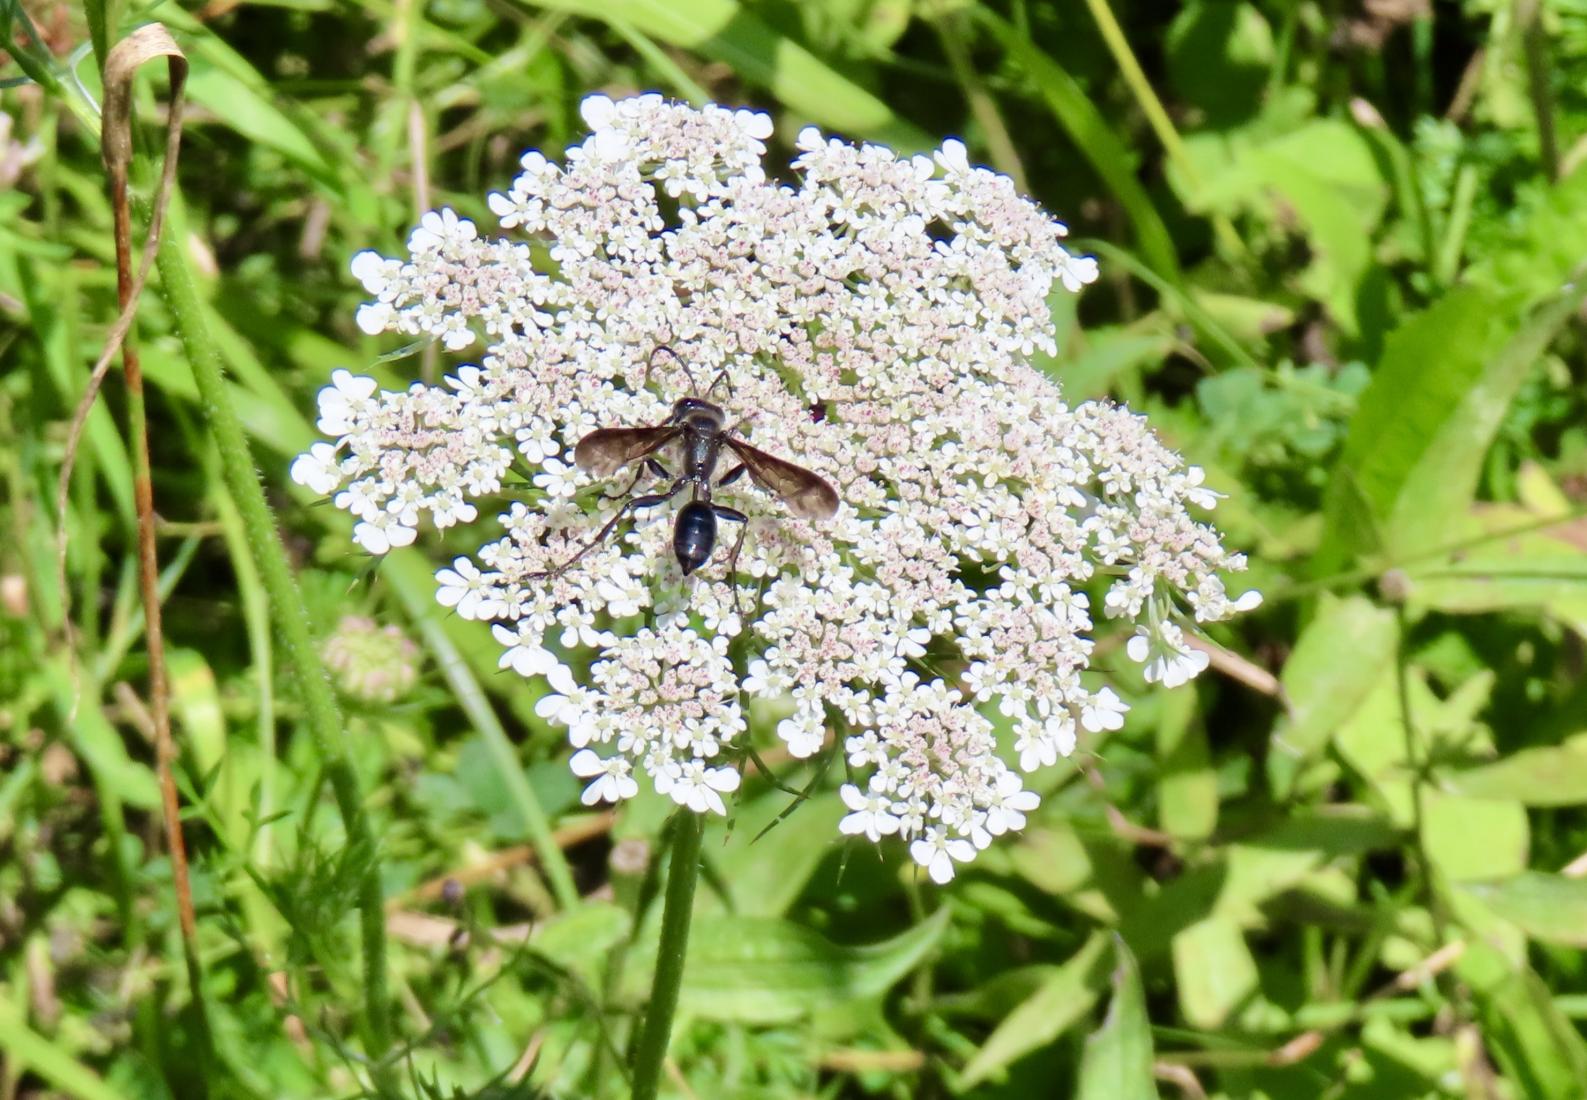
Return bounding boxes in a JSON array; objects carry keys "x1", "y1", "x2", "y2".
[
  {"x1": 532, "y1": 480, "x2": 686, "y2": 580},
  {"x1": 604, "y1": 456, "x2": 671, "y2": 500},
  {"x1": 718, "y1": 464, "x2": 746, "y2": 489},
  {"x1": 712, "y1": 505, "x2": 750, "y2": 618}
]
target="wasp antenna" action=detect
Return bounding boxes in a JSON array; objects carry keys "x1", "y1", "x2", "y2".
[
  {"x1": 643, "y1": 344, "x2": 696, "y2": 395},
  {"x1": 706, "y1": 366, "x2": 733, "y2": 398}
]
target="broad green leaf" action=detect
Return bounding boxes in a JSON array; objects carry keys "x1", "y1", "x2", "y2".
[
  {"x1": 1462, "y1": 873, "x2": 1587, "y2": 947},
  {"x1": 1273, "y1": 595, "x2": 1397, "y2": 765},
  {"x1": 1421, "y1": 790, "x2": 1527, "y2": 883},
  {"x1": 704, "y1": 787, "x2": 844, "y2": 918},
  {"x1": 518, "y1": 0, "x2": 928, "y2": 148},
  {"x1": 981, "y1": 12, "x2": 1180, "y2": 282},
  {"x1": 960, "y1": 932, "x2": 1111, "y2": 1086},
  {"x1": 1461, "y1": 941, "x2": 1587, "y2": 1098},
  {"x1": 1317, "y1": 260, "x2": 1587, "y2": 571},
  {"x1": 1172, "y1": 916, "x2": 1257, "y2": 1029},
  {"x1": 182, "y1": 51, "x2": 343, "y2": 192},
  {"x1": 1442, "y1": 735, "x2": 1587, "y2": 805},
  {"x1": 1156, "y1": 687, "x2": 1216, "y2": 840},
  {"x1": 1190, "y1": 290, "x2": 1296, "y2": 345},
  {"x1": 623, "y1": 907, "x2": 947, "y2": 1024},
  {"x1": 1007, "y1": 823, "x2": 1147, "y2": 925},
  {"x1": 1122, "y1": 806, "x2": 1396, "y2": 952},
  {"x1": 167, "y1": 648, "x2": 225, "y2": 777},
  {"x1": 1321, "y1": 156, "x2": 1587, "y2": 565},
  {"x1": 1037, "y1": 325, "x2": 1175, "y2": 402},
  {"x1": 1077, "y1": 937, "x2": 1160, "y2": 1100},
  {"x1": 532, "y1": 902, "x2": 632, "y2": 986},
  {"x1": 1164, "y1": 1, "x2": 1274, "y2": 125},
  {"x1": 1182, "y1": 118, "x2": 1386, "y2": 335},
  {"x1": 1404, "y1": 503, "x2": 1587, "y2": 635},
  {"x1": 1335, "y1": 665, "x2": 1502, "y2": 835}
]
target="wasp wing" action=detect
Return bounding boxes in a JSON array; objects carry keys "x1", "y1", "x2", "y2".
[
  {"x1": 573, "y1": 425, "x2": 681, "y2": 478},
  {"x1": 725, "y1": 438, "x2": 839, "y2": 521}
]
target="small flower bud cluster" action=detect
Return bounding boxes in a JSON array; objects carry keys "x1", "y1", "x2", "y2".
[
  {"x1": 322, "y1": 615, "x2": 422, "y2": 704},
  {"x1": 293, "y1": 94, "x2": 1259, "y2": 883}
]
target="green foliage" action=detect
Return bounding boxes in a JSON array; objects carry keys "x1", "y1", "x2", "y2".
[{"x1": 5, "y1": 0, "x2": 1587, "y2": 1097}]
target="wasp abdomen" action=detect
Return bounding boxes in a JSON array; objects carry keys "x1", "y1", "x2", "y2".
[{"x1": 673, "y1": 500, "x2": 717, "y2": 575}]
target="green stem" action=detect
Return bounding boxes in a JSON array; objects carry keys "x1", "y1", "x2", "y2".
[
  {"x1": 1518, "y1": 0, "x2": 1559, "y2": 180},
  {"x1": 630, "y1": 812, "x2": 703, "y2": 1100},
  {"x1": 151, "y1": 222, "x2": 394, "y2": 1064},
  {"x1": 1081, "y1": 0, "x2": 1245, "y2": 258},
  {"x1": 931, "y1": 5, "x2": 1028, "y2": 193},
  {"x1": 384, "y1": 551, "x2": 580, "y2": 909}
]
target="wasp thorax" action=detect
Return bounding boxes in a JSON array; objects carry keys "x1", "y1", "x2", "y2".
[{"x1": 671, "y1": 397, "x2": 726, "y2": 432}]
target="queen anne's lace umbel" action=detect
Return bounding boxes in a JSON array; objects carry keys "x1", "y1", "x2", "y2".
[{"x1": 292, "y1": 94, "x2": 1259, "y2": 883}]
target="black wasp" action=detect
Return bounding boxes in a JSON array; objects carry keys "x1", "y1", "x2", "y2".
[{"x1": 531, "y1": 349, "x2": 839, "y2": 592}]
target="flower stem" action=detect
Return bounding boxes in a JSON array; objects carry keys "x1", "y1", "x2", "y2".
[
  {"x1": 630, "y1": 811, "x2": 703, "y2": 1100},
  {"x1": 152, "y1": 220, "x2": 393, "y2": 1065}
]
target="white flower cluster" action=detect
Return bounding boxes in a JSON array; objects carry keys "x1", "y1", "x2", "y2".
[{"x1": 292, "y1": 94, "x2": 1259, "y2": 883}]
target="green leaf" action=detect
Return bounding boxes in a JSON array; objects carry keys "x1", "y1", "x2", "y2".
[
  {"x1": 704, "y1": 786, "x2": 845, "y2": 918},
  {"x1": 1006, "y1": 824, "x2": 1147, "y2": 926},
  {"x1": 44, "y1": 661, "x2": 161, "y2": 811},
  {"x1": 1403, "y1": 504, "x2": 1587, "y2": 633},
  {"x1": 1461, "y1": 873, "x2": 1587, "y2": 947},
  {"x1": 532, "y1": 902, "x2": 633, "y2": 986},
  {"x1": 1181, "y1": 117, "x2": 1386, "y2": 335},
  {"x1": 167, "y1": 648, "x2": 226, "y2": 778},
  {"x1": 518, "y1": 0, "x2": 928, "y2": 148},
  {"x1": 1273, "y1": 595, "x2": 1397, "y2": 764},
  {"x1": 0, "y1": 999, "x2": 124, "y2": 1100},
  {"x1": 182, "y1": 50, "x2": 343, "y2": 192},
  {"x1": 960, "y1": 932, "x2": 1111, "y2": 1086},
  {"x1": 624, "y1": 907, "x2": 948, "y2": 1024},
  {"x1": 1156, "y1": 687, "x2": 1216, "y2": 840},
  {"x1": 1172, "y1": 916, "x2": 1257, "y2": 1029},
  {"x1": 1077, "y1": 937, "x2": 1160, "y2": 1100},
  {"x1": 1122, "y1": 806, "x2": 1397, "y2": 954},
  {"x1": 1421, "y1": 790, "x2": 1528, "y2": 883},
  {"x1": 1316, "y1": 258, "x2": 1587, "y2": 571},
  {"x1": 1442, "y1": 736, "x2": 1587, "y2": 806},
  {"x1": 1461, "y1": 941, "x2": 1587, "y2": 1098}
]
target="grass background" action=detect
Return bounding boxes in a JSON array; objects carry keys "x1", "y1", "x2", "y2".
[{"x1": 5, "y1": 0, "x2": 1587, "y2": 1097}]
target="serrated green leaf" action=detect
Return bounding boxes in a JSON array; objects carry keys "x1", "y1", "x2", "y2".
[{"x1": 1077, "y1": 937, "x2": 1160, "y2": 1100}]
